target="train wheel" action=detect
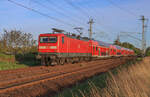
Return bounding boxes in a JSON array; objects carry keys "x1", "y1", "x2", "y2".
[
  {"x1": 66, "y1": 58, "x2": 70, "y2": 64},
  {"x1": 47, "y1": 61, "x2": 51, "y2": 66},
  {"x1": 56, "y1": 59, "x2": 60, "y2": 65},
  {"x1": 79, "y1": 57, "x2": 83, "y2": 62},
  {"x1": 46, "y1": 57, "x2": 51, "y2": 66},
  {"x1": 72, "y1": 58, "x2": 76, "y2": 64},
  {"x1": 68, "y1": 58, "x2": 73, "y2": 64},
  {"x1": 87, "y1": 57, "x2": 91, "y2": 61},
  {"x1": 41, "y1": 56, "x2": 46, "y2": 65},
  {"x1": 59, "y1": 58, "x2": 65, "y2": 65},
  {"x1": 76, "y1": 57, "x2": 79, "y2": 63}
]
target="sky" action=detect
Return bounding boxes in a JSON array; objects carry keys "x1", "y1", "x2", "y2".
[{"x1": 0, "y1": 0, "x2": 150, "y2": 49}]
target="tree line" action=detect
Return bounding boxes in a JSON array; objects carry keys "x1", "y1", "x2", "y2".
[
  {"x1": 0, "y1": 29, "x2": 37, "y2": 56},
  {"x1": 114, "y1": 38, "x2": 150, "y2": 56}
]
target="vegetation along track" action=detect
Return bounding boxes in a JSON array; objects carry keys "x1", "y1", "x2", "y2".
[{"x1": 0, "y1": 56, "x2": 134, "y2": 97}]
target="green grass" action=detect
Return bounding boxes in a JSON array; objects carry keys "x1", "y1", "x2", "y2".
[
  {"x1": 136, "y1": 57, "x2": 143, "y2": 61},
  {"x1": 0, "y1": 53, "x2": 37, "y2": 70},
  {"x1": 0, "y1": 53, "x2": 14, "y2": 59},
  {"x1": 0, "y1": 61, "x2": 27, "y2": 70}
]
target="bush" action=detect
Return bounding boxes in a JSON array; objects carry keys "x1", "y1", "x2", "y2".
[{"x1": 146, "y1": 47, "x2": 150, "y2": 56}]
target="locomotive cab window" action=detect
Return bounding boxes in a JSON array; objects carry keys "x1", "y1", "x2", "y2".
[{"x1": 40, "y1": 37, "x2": 57, "y2": 43}]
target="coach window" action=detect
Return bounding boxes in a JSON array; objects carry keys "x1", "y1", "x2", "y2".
[{"x1": 62, "y1": 37, "x2": 64, "y2": 44}]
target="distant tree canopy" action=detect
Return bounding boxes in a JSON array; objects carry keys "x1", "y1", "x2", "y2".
[
  {"x1": 113, "y1": 39, "x2": 142, "y2": 55},
  {"x1": 0, "y1": 38, "x2": 2, "y2": 53},
  {"x1": 145, "y1": 47, "x2": 150, "y2": 56},
  {"x1": 0, "y1": 29, "x2": 37, "y2": 55}
]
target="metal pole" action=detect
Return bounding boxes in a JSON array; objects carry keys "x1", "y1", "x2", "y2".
[
  {"x1": 140, "y1": 16, "x2": 147, "y2": 56},
  {"x1": 88, "y1": 19, "x2": 94, "y2": 40}
]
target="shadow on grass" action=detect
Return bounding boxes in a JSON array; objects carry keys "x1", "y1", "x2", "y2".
[{"x1": 15, "y1": 53, "x2": 40, "y2": 67}]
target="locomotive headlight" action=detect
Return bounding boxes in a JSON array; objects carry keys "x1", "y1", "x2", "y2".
[
  {"x1": 50, "y1": 46, "x2": 57, "y2": 49},
  {"x1": 39, "y1": 46, "x2": 46, "y2": 49}
]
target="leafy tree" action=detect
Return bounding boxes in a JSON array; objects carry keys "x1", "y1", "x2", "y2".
[
  {"x1": 2, "y1": 29, "x2": 22, "y2": 54},
  {"x1": 0, "y1": 40, "x2": 2, "y2": 52},
  {"x1": 0, "y1": 29, "x2": 37, "y2": 55},
  {"x1": 113, "y1": 39, "x2": 142, "y2": 55},
  {"x1": 0, "y1": 33, "x2": 2, "y2": 52},
  {"x1": 20, "y1": 33, "x2": 37, "y2": 55},
  {"x1": 145, "y1": 47, "x2": 150, "y2": 56}
]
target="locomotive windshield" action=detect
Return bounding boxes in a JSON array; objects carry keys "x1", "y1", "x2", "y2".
[{"x1": 40, "y1": 37, "x2": 57, "y2": 43}]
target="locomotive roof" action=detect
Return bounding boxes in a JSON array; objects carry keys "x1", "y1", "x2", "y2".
[
  {"x1": 114, "y1": 45, "x2": 122, "y2": 50},
  {"x1": 65, "y1": 34, "x2": 90, "y2": 41},
  {"x1": 121, "y1": 47, "x2": 133, "y2": 51},
  {"x1": 39, "y1": 33, "x2": 134, "y2": 51},
  {"x1": 98, "y1": 41, "x2": 112, "y2": 48}
]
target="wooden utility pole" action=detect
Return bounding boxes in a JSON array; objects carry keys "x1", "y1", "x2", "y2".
[
  {"x1": 88, "y1": 19, "x2": 94, "y2": 40},
  {"x1": 140, "y1": 16, "x2": 148, "y2": 56}
]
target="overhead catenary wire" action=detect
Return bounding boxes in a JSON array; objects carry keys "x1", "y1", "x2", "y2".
[
  {"x1": 107, "y1": 0, "x2": 138, "y2": 17},
  {"x1": 119, "y1": 34, "x2": 141, "y2": 47},
  {"x1": 63, "y1": 0, "x2": 104, "y2": 30},
  {"x1": 46, "y1": 0, "x2": 109, "y2": 38},
  {"x1": 63, "y1": 0, "x2": 91, "y2": 18},
  {"x1": 46, "y1": 0, "x2": 89, "y2": 21},
  {"x1": 7, "y1": 0, "x2": 107, "y2": 39},
  {"x1": 31, "y1": 0, "x2": 89, "y2": 28},
  {"x1": 63, "y1": 0, "x2": 112, "y2": 37},
  {"x1": 76, "y1": 0, "x2": 116, "y2": 31},
  {"x1": 43, "y1": 0, "x2": 115, "y2": 39},
  {"x1": 106, "y1": 0, "x2": 149, "y2": 43},
  {"x1": 8, "y1": 0, "x2": 132, "y2": 43},
  {"x1": 120, "y1": 32, "x2": 142, "y2": 42},
  {"x1": 86, "y1": 0, "x2": 145, "y2": 42},
  {"x1": 66, "y1": 0, "x2": 119, "y2": 36},
  {"x1": 32, "y1": 0, "x2": 96, "y2": 36},
  {"x1": 7, "y1": 0, "x2": 76, "y2": 28}
]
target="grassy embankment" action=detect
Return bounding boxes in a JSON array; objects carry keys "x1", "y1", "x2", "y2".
[
  {"x1": 0, "y1": 53, "x2": 37, "y2": 70},
  {"x1": 56, "y1": 57, "x2": 149, "y2": 97},
  {"x1": 86, "y1": 57, "x2": 150, "y2": 97}
]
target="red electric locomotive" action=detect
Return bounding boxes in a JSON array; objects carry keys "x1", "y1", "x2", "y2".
[
  {"x1": 38, "y1": 29, "x2": 134, "y2": 65},
  {"x1": 38, "y1": 30, "x2": 92, "y2": 65}
]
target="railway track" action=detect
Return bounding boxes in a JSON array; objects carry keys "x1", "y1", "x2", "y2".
[
  {"x1": 0, "y1": 58, "x2": 115, "y2": 88},
  {"x1": 0, "y1": 57, "x2": 121, "y2": 82},
  {"x1": 0, "y1": 56, "x2": 134, "y2": 97}
]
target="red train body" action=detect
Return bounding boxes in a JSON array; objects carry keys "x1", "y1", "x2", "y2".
[{"x1": 38, "y1": 33, "x2": 134, "y2": 65}]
